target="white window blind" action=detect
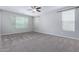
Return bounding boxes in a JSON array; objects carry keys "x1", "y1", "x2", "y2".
[
  {"x1": 62, "y1": 9, "x2": 75, "y2": 32},
  {"x1": 16, "y1": 16, "x2": 28, "y2": 29}
]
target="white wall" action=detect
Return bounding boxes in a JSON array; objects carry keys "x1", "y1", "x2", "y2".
[
  {"x1": 0, "y1": 11, "x2": 1, "y2": 41},
  {"x1": 0, "y1": 10, "x2": 33, "y2": 35},
  {"x1": 34, "y1": 8, "x2": 79, "y2": 39},
  {"x1": 0, "y1": 10, "x2": 1, "y2": 35}
]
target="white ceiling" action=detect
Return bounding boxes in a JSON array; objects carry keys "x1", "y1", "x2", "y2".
[{"x1": 0, "y1": 6, "x2": 65, "y2": 16}]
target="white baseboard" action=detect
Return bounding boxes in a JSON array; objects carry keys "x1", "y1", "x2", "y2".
[
  {"x1": 35, "y1": 31, "x2": 79, "y2": 40},
  {"x1": 1, "y1": 31, "x2": 33, "y2": 35},
  {"x1": 1, "y1": 31, "x2": 79, "y2": 40}
]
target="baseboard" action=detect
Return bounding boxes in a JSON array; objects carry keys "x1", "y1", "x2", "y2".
[
  {"x1": 35, "y1": 31, "x2": 79, "y2": 40},
  {"x1": 1, "y1": 31, "x2": 79, "y2": 40},
  {"x1": 1, "y1": 31, "x2": 33, "y2": 35}
]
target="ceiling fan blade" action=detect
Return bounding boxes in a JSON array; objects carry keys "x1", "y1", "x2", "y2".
[
  {"x1": 36, "y1": 7, "x2": 41, "y2": 9},
  {"x1": 36, "y1": 9, "x2": 41, "y2": 12},
  {"x1": 31, "y1": 6, "x2": 37, "y2": 9}
]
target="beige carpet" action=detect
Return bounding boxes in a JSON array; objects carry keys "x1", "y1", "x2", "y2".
[{"x1": 0, "y1": 32, "x2": 79, "y2": 52}]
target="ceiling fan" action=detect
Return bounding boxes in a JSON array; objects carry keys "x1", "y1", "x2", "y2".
[{"x1": 28, "y1": 6, "x2": 41, "y2": 12}]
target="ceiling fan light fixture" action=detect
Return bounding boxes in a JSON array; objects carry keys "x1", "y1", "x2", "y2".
[
  {"x1": 27, "y1": 6, "x2": 41, "y2": 13},
  {"x1": 32, "y1": 6, "x2": 41, "y2": 12},
  {"x1": 33, "y1": 9, "x2": 36, "y2": 12}
]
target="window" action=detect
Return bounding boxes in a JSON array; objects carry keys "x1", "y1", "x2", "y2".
[
  {"x1": 62, "y1": 9, "x2": 75, "y2": 32},
  {"x1": 16, "y1": 16, "x2": 28, "y2": 29}
]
